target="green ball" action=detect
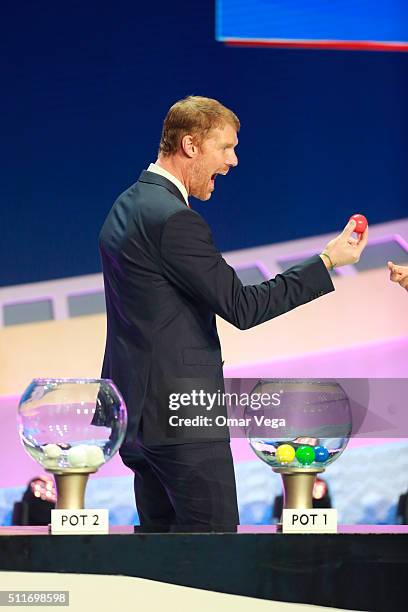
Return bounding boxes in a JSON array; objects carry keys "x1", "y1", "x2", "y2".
[{"x1": 295, "y1": 445, "x2": 315, "y2": 465}]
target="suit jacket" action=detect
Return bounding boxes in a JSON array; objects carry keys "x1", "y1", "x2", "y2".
[{"x1": 99, "y1": 170, "x2": 334, "y2": 448}]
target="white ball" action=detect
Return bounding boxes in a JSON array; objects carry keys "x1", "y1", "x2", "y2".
[
  {"x1": 85, "y1": 445, "x2": 105, "y2": 468},
  {"x1": 67, "y1": 445, "x2": 88, "y2": 468},
  {"x1": 42, "y1": 444, "x2": 62, "y2": 459}
]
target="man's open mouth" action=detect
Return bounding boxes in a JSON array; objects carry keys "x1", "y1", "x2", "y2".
[{"x1": 210, "y1": 171, "x2": 228, "y2": 185}]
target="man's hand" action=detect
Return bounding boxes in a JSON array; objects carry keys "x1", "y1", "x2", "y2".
[
  {"x1": 320, "y1": 219, "x2": 368, "y2": 270},
  {"x1": 388, "y1": 261, "x2": 408, "y2": 291}
]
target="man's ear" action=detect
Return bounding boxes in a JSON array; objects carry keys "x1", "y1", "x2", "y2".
[{"x1": 181, "y1": 134, "x2": 198, "y2": 158}]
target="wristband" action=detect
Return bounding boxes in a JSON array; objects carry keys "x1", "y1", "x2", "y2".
[{"x1": 321, "y1": 252, "x2": 335, "y2": 271}]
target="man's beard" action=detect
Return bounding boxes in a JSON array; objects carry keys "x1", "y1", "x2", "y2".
[{"x1": 190, "y1": 158, "x2": 212, "y2": 201}]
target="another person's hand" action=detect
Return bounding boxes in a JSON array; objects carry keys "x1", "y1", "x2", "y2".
[
  {"x1": 388, "y1": 261, "x2": 408, "y2": 291},
  {"x1": 320, "y1": 219, "x2": 368, "y2": 270}
]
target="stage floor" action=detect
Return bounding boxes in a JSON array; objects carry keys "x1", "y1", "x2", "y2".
[
  {"x1": 1, "y1": 523, "x2": 408, "y2": 535},
  {"x1": 0, "y1": 525, "x2": 407, "y2": 611}
]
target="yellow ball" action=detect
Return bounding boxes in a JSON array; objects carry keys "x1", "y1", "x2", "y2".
[{"x1": 276, "y1": 444, "x2": 295, "y2": 464}]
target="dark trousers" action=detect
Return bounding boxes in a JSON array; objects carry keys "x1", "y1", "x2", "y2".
[{"x1": 121, "y1": 441, "x2": 239, "y2": 532}]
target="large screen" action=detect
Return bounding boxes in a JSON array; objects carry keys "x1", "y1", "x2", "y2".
[{"x1": 216, "y1": 0, "x2": 408, "y2": 50}]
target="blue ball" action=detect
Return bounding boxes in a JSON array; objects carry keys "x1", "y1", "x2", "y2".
[{"x1": 314, "y1": 446, "x2": 329, "y2": 462}]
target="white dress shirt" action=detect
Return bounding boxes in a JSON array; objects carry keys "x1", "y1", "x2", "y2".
[{"x1": 147, "y1": 163, "x2": 189, "y2": 206}]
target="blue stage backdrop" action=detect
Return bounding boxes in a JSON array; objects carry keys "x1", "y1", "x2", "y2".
[
  {"x1": 217, "y1": 0, "x2": 408, "y2": 47},
  {"x1": 1, "y1": 0, "x2": 407, "y2": 286}
]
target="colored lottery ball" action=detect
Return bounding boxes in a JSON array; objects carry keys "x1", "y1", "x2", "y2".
[
  {"x1": 349, "y1": 214, "x2": 367, "y2": 234},
  {"x1": 276, "y1": 444, "x2": 296, "y2": 464},
  {"x1": 295, "y1": 445, "x2": 315, "y2": 465},
  {"x1": 314, "y1": 446, "x2": 329, "y2": 463}
]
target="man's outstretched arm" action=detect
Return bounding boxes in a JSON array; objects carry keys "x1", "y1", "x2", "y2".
[{"x1": 160, "y1": 209, "x2": 341, "y2": 330}]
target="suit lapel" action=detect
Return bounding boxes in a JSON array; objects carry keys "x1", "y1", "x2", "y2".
[{"x1": 138, "y1": 170, "x2": 187, "y2": 206}]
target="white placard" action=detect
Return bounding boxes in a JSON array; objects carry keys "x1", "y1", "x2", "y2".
[
  {"x1": 51, "y1": 509, "x2": 109, "y2": 535},
  {"x1": 282, "y1": 509, "x2": 337, "y2": 533}
]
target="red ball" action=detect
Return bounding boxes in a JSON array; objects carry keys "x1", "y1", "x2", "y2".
[{"x1": 349, "y1": 214, "x2": 368, "y2": 234}]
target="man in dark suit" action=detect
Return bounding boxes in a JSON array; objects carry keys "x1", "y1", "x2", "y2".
[{"x1": 99, "y1": 96, "x2": 367, "y2": 531}]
